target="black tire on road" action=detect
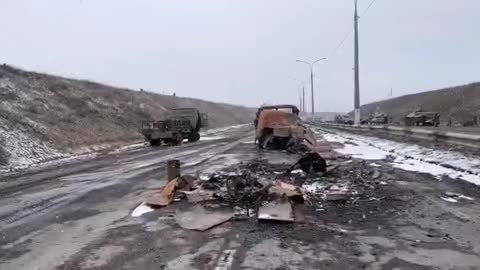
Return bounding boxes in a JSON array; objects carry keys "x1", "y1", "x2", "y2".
[
  {"x1": 188, "y1": 132, "x2": 201, "y2": 142},
  {"x1": 150, "y1": 139, "x2": 161, "y2": 146}
]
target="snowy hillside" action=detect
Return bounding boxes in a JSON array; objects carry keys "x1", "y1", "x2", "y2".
[{"x1": 0, "y1": 65, "x2": 254, "y2": 171}]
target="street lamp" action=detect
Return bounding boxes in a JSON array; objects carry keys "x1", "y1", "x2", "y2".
[
  {"x1": 296, "y1": 58, "x2": 327, "y2": 114},
  {"x1": 292, "y1": 78, "x2": 306, "y2": 112}
]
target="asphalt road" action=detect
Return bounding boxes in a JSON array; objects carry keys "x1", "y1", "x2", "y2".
[{"x1": 1, "y1": 125, "x2": 480, "y2": 270}]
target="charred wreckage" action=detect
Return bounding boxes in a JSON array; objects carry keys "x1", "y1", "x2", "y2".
[{"x1": 133, "y1": 104, "x2": 383, "y2": 231}]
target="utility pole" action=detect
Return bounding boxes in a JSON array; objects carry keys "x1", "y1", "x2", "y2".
[
  {"x1": 299, "y1": 91, "x2": 303, "y2": 112},
  {"x1": 310, "y1": 68, "x2": 314, "y2": 114},
  {"x1": 353, "y1": 0, "x2": 361, "y2": 126},
  {"x1": 296, "y1": 58, "x2": 326, "y2": 115},
  {"x1": 302, "y1": 86, "x2": 306, "y2": 114}
]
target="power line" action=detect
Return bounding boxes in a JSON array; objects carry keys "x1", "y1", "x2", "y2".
[
  {"x1": 329, "y1": 29, "x2": 354, "y2": 58},
  {"x1": 361, "y1": 0, "x2": 378, "y2": 17},
  {"x1": 328, "y1": 0, "x2": 379, "y2": 58}
]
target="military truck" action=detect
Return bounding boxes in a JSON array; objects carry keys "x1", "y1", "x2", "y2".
[
  {"x1": 334, "y1": 114, "x2": 354, "y2": 125},
  {"x1": 405, "y1": 110, "x2": 440, "y2": 127},
  {"x1": 141, "y1": 108, "x2": 208, "y2": 146},
  {"x1": 369, "y1": 113, "x2": 388, "y2": 125}
]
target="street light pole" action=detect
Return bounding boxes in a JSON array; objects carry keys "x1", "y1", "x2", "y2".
[
  {"x1": 353, "y1": 0, "x2": 361, "y2": 126},
  {"x1": 310, "y1": 68, "x2": 314, "y2": 114},
  {"x1": 302, "y1": 86, "x2": 305, "y2": 113},
  {"x1": 299, "y1": 90, "x2": 303, "y2": 112},
  {"x1": 296, "y1": 58, "x2": 326, "y2": 115}
]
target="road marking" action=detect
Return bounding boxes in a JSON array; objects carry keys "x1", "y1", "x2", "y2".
[{"x1": 214, "y1": 249, "x2": 236, "y2": 270}]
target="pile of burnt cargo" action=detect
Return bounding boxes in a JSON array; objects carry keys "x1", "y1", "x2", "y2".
[
  {"x1": 140, "y1": 155, "x2": 333, "y2": 231},
  {"x1": 133, "y1": 105, "x2": 381, "y2": 231}
]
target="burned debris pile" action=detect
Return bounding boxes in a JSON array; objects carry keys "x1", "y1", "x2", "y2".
[
  {"x1": 133, "y1": 104, "x2": 387, "y2": 231},
  {"x1": 136, "y1": 154, "x2": 385, "y2": 231}
]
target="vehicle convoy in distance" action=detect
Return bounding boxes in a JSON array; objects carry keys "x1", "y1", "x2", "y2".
[{"x1": 141, "y1": 108, "x2": 208, "y2": 146}]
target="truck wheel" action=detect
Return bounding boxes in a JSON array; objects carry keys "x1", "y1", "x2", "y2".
[
  {"x1": 188, "y1": 132, "x2": 200, "y2": 142},
  {"x1": 150, "y1": 139, "x2": 161, "y2": 146},
  {"x1": 171, "y1": 135, "x2": 183, "y2": 145}
]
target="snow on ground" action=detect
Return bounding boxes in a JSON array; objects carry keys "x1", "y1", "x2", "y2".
[
  {"x1": 315, "y1": 128, "x2": 480, "y2": 186},
  {"x1": 0, "y1": 132, "x2": 148, "y2": 173},
  {"x1": 0, "y1": 123, "x2": 247, "y2": 173},
  {"x1": 0, "y1": 125, "x2": 66, "y2": 172},
  {"x1": 200, "y1": 124, "x2": 248, "y2": 136},
  {"x1": 200, "y1": 135, "x2": 226, "y2": 141},
  {"x1": 110, "y1": 142, "x2": 146, "y2": 154},
  {"x1": 200, "y1": 124, "x2": 249, "y2": 141},
  {"x1": 315, "y1": 131, "x2": 388, "y2": 160},
  {"x1": 131, "y1": 202, "x2": 154, "y2": 217}
]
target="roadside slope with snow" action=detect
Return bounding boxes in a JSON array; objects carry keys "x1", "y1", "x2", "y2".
[{"x1": 0, "y1": 65, "x2": 254, "y2": 170}]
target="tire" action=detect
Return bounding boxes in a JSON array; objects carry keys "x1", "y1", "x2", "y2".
[
  {"x1": 188, "y1": 132, "x2": 200, "y2": 142},
  {"x1": 150, "y1": 139, "x2": 161, "y2": 146},
  {"x1": 171, "y1": 134, "x2": 183, "y2": 145}
]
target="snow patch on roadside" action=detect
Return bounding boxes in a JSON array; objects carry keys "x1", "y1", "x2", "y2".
[
  {"x1": 110, "y1": 142, "x2": 146, "y2": 154},
  {"x1": 200, "y1": 124, "x2": 248, "y2": 136},
  {"x1": 0, "y1": 125, "x2": 65, "y2": 171},
  {"x1": 131, "y1": 202, "x2": 154, "y2": 217},
  {"x1": 317, "y1": 129, "x2": 480, "y2": 186},
  {"x1": 321, "y1": 133, "x2": 387, "y2": 160},
  {"x1": 200, "y1": 135, "x2": 226, "y2": 141},
  {"x1": 441, "y1": 197, "x2": 458, "y2": 203}
]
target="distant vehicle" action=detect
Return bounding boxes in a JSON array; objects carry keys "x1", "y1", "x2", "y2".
[
  {"x1": 405, "y1": 110, "x2": 440, "y2": 127},
  {"x1": 141, "y1": 108, "x2": 208, "y2": 146},
  {"x1": 369, "y1": 113, "x2": 388, "y2": 125},
  {"x1": 335, "y1": 114, "x2": 354, "y2": 125},
  {"x1": 254, "y1": 105, "x2": 303, "y2": 149}
]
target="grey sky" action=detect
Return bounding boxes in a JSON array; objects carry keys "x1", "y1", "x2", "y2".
[{"x1": 2, "y1": 0, "x2": 479, "y2": 112}]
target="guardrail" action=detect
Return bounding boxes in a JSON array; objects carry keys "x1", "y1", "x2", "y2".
[{"x1": 315, "y1": 123, "x2": 480, "y2": 149}]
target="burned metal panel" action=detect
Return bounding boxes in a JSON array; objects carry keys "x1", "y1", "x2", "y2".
[
  {"x1": 257, "y1": 110, "x2": 301, "y2": 131},
  {"x1": 176, "y1": 205, "x2": 234, "y2": 231}
]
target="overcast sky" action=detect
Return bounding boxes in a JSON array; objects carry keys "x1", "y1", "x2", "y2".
[{"x1": 2, "y1": 0, "x2": 479, "y2": 111}]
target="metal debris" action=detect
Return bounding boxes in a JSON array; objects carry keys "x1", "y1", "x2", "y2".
[
  {"x1": 325, "y1": 191, "x2": 350, "y2": 201},
  {"x1": 167, "y1": 159, "x2": 181, "y2": 181},
  {"x1": 175, "y1": 205, "x2": 234, "y2": 231},
  {"x1": 290, "y1": 152, "x2": 327, "y2": 174},
  {"x1": 182, "y1": 188, "x2": 216, "y2": 203},
  {"x1": 146, "y1": 178, "x2": 178, "y2": 206},
  {"x1": 257, "y1": 198, "x2": 294, "y2": 223},
  {"x1": 270, "y1": 180, "x2": 304, "y2": 203}
]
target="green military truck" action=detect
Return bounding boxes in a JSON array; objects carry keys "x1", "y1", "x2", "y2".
[{"x1": 141, "y1": 108, "x2": 208, "y2": 146}]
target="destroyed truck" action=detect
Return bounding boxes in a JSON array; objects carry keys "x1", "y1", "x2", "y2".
[
  {"x1": 141, "y1": 108, "x2": 208, "y2": 146},
  {"x1": 254, "y1": 105, "x2": 316, "y2": 150},
  {"x1": 405, "y1": 110, "x2": 440, "y2": 127}
]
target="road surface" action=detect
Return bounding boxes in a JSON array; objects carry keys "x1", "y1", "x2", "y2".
[{"x1": 1, "y1": 125, "x2": 480, "y2": 270}]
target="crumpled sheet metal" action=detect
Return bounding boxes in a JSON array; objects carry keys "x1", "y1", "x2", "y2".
[
  {"x1": 257, "y1": 198, "x2": 294, "y2": 223},
  {"x1": 176, "y1": 205, "x2": 234, "y2": 231},
  {"x1": 146, "y1": 178, "x2": 178, "y2": 206}
]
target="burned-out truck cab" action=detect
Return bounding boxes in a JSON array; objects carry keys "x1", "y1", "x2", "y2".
[{"x1": 254, "y1": 105, "x2": 312, "y2": 149}]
